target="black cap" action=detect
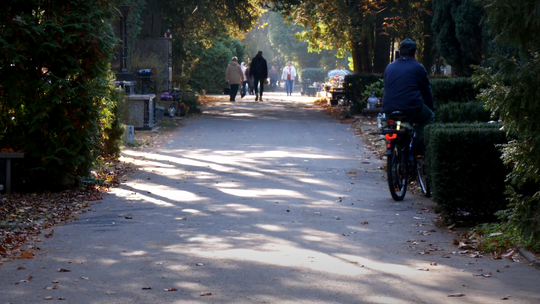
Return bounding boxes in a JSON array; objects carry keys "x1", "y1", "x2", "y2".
[{"x1": 399, "y1": 39, "x2": 417, "y2": 56}]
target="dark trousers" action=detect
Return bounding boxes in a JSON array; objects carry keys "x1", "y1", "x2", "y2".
[
  {"x1": 241, "y1": 81, "x2": 247, "y2": 96},
  {"x1": 229, "y1": 84, "x2": 239, "y2": 101},
  {"x1": 270, "y1": 79, "x2": 277, "y2": 92},
  {"x1": 253, "y1": 77, "x2": 265, "y2": 97}
]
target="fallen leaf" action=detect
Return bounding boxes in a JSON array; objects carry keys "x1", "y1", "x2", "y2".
[
  {"x1": 17, "y1": 266, "x2": 25, "y2": 270},
  {"x1": 334, "y1": 216, "x2": 340, "y2": 220},
  {"x1": 361, "y1": 221, "x2": 369, "y2": 225},
  {"x1": 447, "y1": 224, "x2": 456, "y2": 229},
  {"x1": 415, "y1": 267, "x2": 429, "y2": 271},
  {"x1": 105, "y1": 291, "x2": 116, "y2": 295},
  {"x1": 142, "y1": 287, "x2": 152, "y2": 290},
  {"x1": 19, "y1": 252, "x2": 35, "y2": 259},
  {"x1": 196, "y1": 263, "x2": 204, "y2": 266},
  {"x1": 489, "y1": 232, "x2": 503, "y2": 237},
  {"x1": 45, "y1": 285, "x2": 58, "y2": 290},
  {"x1": 58, "y1": 297, "x2": 66, "y2": 300},
  {"x1": 44, "y1": 296, "x2": 53, "y2": 300},
  {"x1": 501, "y1": 295, "x2": 511, "y2": 300},
  {"x1": 52, "y1": 280, "x2": 60, "y2": 284},
  {"x1": 125, "y1": 216, "x2": 133, "y2": 219},
  {"x1": 80, "y1": 277, "x2": 89, "y2": 280},
  {"x1": 447, "y1": 293, "x2": 466, "y2": 297},
  {"x1": 200, "y1": 292, "x2": 212, "y2": 296},
  {"x1": 430, "y1": 262, "x2": 438, "y2": 266},
  {"x1": 58, "y1": 269, "x2": 71, "y2": 272},
  {"x1": 164, "y1": 288, "x2": 177, "y2": 292},
  {"x1": 44, "y1": 230, "x2": 54, "y2": 238},
  {"x1": 458, "y1": 242, "x2": 472, "y2": 249}
]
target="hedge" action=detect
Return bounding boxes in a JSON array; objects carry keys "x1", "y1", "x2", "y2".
[
  {"x1": 435, "y1": 101, "x2": 492, "y2": 123},
  {"x1": 430, "y1": 77, "x2": 479, "y2": 108},
  {"x1": 425, "y1": 123, "x2": 508, "y2": 219}
]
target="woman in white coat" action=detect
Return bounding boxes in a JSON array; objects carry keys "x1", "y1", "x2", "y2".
[{"x1": 281, "y1": 61, "x2": 297, "y2": 96}]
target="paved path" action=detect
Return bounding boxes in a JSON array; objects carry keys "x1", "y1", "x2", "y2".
[{"x1": 1, "y1": 93, "x2": 539, "y2": 303}]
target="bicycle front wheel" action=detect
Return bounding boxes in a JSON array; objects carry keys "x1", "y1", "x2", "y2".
[
  {"x1": 415, "y1": 157, "x2": 431, "y2": 197},
  {"x1": 387, "y1": 144, "x2": 408, "y2": 201}
]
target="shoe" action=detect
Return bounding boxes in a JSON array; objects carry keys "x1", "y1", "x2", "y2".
[
  {"x1": 255, "y1": 96, "x2": 258, "y2": 101},
  {"x1": 241, "y1": 93, "x2": 245, "y2": 98},
  {"x1": 259, "y1": 95, "x2": 263, "y2": 101}
]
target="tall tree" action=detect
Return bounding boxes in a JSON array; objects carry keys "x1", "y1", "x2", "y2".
[
  {"x1": 432, "y1": 0, "x2": 484, "y2": 76},
  {"x1": 157, "y1": 0, "x2": 261, "y2": 87}
]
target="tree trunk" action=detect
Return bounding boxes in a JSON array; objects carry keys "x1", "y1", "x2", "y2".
[
  {"x1": 351, "y1": 39, "x2": 362, "y2": 74},
  {"x1": 421, "y1": 0, "x2": 436, "y2": 71},
  {"x1": 373, "y1": 8, "x2": 391, "y2": 74}
]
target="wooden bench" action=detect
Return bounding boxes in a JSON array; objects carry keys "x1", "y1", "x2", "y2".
[{"x1": 0, "y1": 153, "x2": 24, "y2": 194}]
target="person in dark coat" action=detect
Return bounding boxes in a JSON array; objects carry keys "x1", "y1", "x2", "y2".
[
  {"x1": 249, "y1": 51, "x2": 268, "y2": 101},
  {"x1": 382, "y1": 38, "x2": 434, "y2": 154}
]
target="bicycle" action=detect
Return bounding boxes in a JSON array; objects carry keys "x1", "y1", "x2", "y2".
[{"x1": 376, "y1": 111, "x2": 431, "y2": 201}]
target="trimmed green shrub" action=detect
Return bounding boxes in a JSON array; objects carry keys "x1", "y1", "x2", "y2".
[
  {"x1": 300, "y1": 68, "x2": 327, "y2": 83},
  {"x1": 425, "y1": 123, "x2": 508, "y2": 219},
  {"x1": 436, "y1": 101, "x2": 492, "y2": 123},
  {"x1": 343, "y1": 74, "x2": 382, "y2": 113},
  {"x1": 430, "y1": 77, "x2": 479, "y2": 107}
]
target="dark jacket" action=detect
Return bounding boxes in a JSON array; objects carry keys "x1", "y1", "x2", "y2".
[
  {"x1": 382, "y1": 56, "x2": 433, "y2": 114},
  {"x1": 249, "y1": 54, "x2": 268, "y2": 79}
]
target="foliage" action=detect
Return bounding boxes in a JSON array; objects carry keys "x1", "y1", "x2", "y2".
[
  {"x1": 431, "y1": 0, "x2": 485, "y2": 76},
  {"x1": 469, "y1": 223, "x2": 516, "y2": 253},
  {"x1": 361, "y1": 79, "x2": 384, "y2": 102},
  {"x1": 187, "y1": 39, "x2": 240, "y2": 94},
  {"x1": 343, "y1": 74, "x2": 382, "y2": 112},
  {"x1": 158, "y1": 0, "x2": 262, "y2": 89},
  {"x1": 435, "y1": 102, "x2": 491, "y2": 123},
  {"x1": 0, "y1": 0, "x2": 118, "y2": 190},
  {"x1": 300, "y1": 68, "x2": 327, "y2": 83},
  {"x1": 429, "y1": 77, "x2": 478, "y2": 107},
  {"x1": 474, "y1": 0, "x2": 540, "y2": 244},
  {"x1": 425, "y1": 123, "x2": 508, "y2": 219},
  {"x1": 179, "y1": 91, "x2": 202, "y2": 115}
]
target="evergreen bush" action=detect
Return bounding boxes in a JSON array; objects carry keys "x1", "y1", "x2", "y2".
[
  {"x1": 430, "y1": 77, "x2": 479, "y2": 107},
  {"x1": 425, "y1": 123, "x2": 508, "y2": 219},
  {"x1": 435, "y1": 101, "x2": 492, "y2": 123},
  {"x1": 0, "y1": 0, "x2": 117, "y2": 190}
]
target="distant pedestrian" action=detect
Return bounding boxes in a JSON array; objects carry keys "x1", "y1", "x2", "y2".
[
  {"x1": 281, "y1": 61, "x2": 297, "y2": 96},
  {"x1": 245, "y1": 64, "x2": 254, "y2": 95},
  {"x1": 249, "y1": 51, "x2": 268, "y2": 101},
  {"x1": 225, "y1": 56, "x2": 244, "y2": 102},
  {"x1": 240, "y1": 62, "x2": 248, "y2": 98},
  {"x1": 269, "y1": 66, "x2": 279, "y2": 92}
]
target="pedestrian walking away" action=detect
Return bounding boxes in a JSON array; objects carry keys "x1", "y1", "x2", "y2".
[
  {"x1": 281, "y1": 61, "x2": 297, "y2": 96},
  {"x1": 269, "y1": 66, "x2": 279, "y2": 92},
  {"x1": 382, "y1": 38, "x2": 434, "y2": 155},
  {"x1": 245, "y1": 64, "x2": 254, "y2": 95},
  {"x1": 225, "y1": 56, "x2": 244, "y2": 102},
  {"x1": 240, "y1": 62, "x2": 248, "y2": 98},
  {"x1": 249, "y1": 51, "x2": 268, "y2": 101}
]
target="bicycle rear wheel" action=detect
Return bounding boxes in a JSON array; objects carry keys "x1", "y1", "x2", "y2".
[
  {"x1": 415, "y1": 157, "x2": 431, "y2": 197},
  {"x1": 387, "y1": 144, "x2": 408, "y2": 201}
]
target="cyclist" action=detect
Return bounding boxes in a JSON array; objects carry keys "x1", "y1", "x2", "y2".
[{"x1": 381, "y1": 38, "x2": 434, "y2": 155}]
